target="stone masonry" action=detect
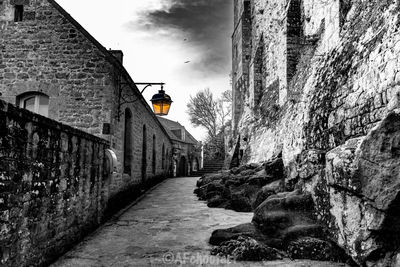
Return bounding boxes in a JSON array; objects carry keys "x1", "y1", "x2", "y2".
[
  {"x1": 0, "y1": 0, "x2": 173, "y2": 206},
  {"x1": 0, "y1": 0, "x2": 177, "y2": 266},
  {"x1": 232, "y1": 0, "x2": 400, "y2": 265},
  {"x1": 0, "y1": 100, "x2": 109, "y2": 266}
]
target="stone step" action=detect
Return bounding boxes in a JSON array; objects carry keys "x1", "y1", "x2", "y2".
[
  {"x1": 203, "y1": 163, "x2": 224, "y2": 166},
  {"x1": 202, "y1": 166, "x2": 224, "y2": 170},
  {"x1": 203, "y1": 166, "x2": 224, "y2": 168},
  {"x1": 202, "y1": 166, "x2": 224, "y2": 169},
  {"x1": 195, "y1": 169, "x2": 222, "y2": 172}
]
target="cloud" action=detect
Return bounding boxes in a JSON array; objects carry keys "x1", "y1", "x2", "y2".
[{"x1": 127, "y1": 0, "x2": 233, "y2": 77}]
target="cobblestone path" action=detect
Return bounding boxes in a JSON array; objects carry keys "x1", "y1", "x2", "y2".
[{"x1": 52, "y1": 177, "x2": 348, "y2": 267}]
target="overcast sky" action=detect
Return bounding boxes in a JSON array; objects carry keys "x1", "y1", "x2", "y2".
[{"x1": 57, "y1": 0, "x2": 233, "y2": 141}]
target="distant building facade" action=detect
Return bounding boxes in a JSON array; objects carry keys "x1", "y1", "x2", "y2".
[{"x1": 158, "y1": 117, "x2": 203, "y2": 177}]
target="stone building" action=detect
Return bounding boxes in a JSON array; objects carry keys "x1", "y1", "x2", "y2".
[
  {"x1": 0, "y1": 0, "x2": 173, "y2": 192},
  {"x1": 232, "y1": 0, "x2": 400, "y2": 265},
  {"x1": 158, "y1": 117, "x2": 203, "y2": 177},
  {"x1": 0, "y1": 1, "x2": 175, "y2": 265}
]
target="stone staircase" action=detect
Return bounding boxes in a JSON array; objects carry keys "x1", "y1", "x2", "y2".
[{"x1": 192, "y1": 159, "x2": 224, "y2": 176}]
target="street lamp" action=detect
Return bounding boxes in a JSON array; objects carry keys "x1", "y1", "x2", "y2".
[
  {"x1": 150, "y1": 87, "x2": 173, "y2": 116},
  {"x1": 136, "y1": 83, "x2": 173, "y2": 116}
]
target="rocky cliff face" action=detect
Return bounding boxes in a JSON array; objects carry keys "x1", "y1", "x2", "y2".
[
  {"x1": 231, "y1": 0, "x2": 400, "y2": 265},
  {"x1": 324, "y1": 112, "x2": 400, "y2": 265},
  {"x1": 299, "y1": 111, "x2": 400, "y2": 266},
  {"x1": 235, "y1": 0, "x2": 400, "y2": 166}
]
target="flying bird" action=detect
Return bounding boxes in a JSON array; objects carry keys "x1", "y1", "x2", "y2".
[{"x1": 184, "y1": 61, "x2": 190, "y2": 64}]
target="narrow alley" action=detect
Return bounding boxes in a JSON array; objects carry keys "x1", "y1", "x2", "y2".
[{"x1": 51, "y1": 178, "x2": 348, "y2": 267}]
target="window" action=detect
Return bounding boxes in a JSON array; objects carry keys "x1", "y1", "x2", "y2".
[
  {"x1": 17, "y1": 92, "x2": 49, "y2": 117},
  {"x1": 14, "y1": 5, "x2": 23, "y2": 22},
  {"x1": 123, "y1": 109, "x2": 133, "y2": 174},
  {"x1": 234, "y1": 44, "x2": 238, "y2": 59},
  {"x1": 162, "y1": 143, "x2": 165, "y2": 169},
  {"x1": 152, "y1": 135, "x2": 156, "y2": 174}
]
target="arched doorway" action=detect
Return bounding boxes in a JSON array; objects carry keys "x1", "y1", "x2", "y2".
[{"x1": 179, "y1": 156, "x2": 187, "y2": 177}]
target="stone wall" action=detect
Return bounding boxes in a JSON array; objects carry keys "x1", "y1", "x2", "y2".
[
  {"x1": 232, "y1": 0, "x2": 400, "y2": 265},
  {"x1": 0, "y1": 0, "x2": 114, "y2": 137},
  {"x1": 233, "y1": 0, "x2": 400, "y2": 174},
  {"x1": 232, "y1": 0, "x2": 251, "y2": 134},
  {"x1": 0, "y1": 0, "x2": 173, "y2": 205},
  {"x1": 0, "y1": 100, "x2": 109, "y2": 267}
]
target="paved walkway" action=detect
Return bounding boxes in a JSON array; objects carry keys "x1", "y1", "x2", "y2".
[{"x1": 52, "y1": 177, "x2": 348, "y2": 267}]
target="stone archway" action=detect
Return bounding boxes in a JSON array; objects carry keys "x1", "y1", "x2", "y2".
[{"x1": 179, "y1": 156, "x2": 187, "y2": 177}]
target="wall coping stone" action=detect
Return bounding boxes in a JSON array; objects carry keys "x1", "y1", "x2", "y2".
[{"x1": 0, "y1": 99, "x2": 109, "y2": 145}]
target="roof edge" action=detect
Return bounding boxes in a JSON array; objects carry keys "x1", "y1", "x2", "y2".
[{"x1": 48, "y1": 0, "x2": 173, "y2": 144}]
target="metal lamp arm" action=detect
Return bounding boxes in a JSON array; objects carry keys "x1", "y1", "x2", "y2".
[
  {"x1": 140, "y1": 84, "x2": 152, "y2": 94},
  {"x1": 116, "y1": 82, "x2": 166, "y2": 120},
  {"x1": 135, "y1": 83, "x2": 165, "y2": 94}
]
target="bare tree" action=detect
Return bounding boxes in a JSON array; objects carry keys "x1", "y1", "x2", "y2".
[
  {"x1": 221, "y1": 90, "x2": 233, "y2": 102},
  {"x1": 187, "y1": 88, "x2": 218, "y2": 139},
  {"x1": 187, "y1": 89, "x2": 233, "y2": 160}
]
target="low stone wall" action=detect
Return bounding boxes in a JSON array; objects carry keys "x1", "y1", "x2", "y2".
[{"x1": 0, "y1": 100, "x2": 109, "y2": 267}]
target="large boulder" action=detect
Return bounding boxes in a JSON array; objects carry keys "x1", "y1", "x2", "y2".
[
  {"x1": 252, "y1": 180, "x2": 281, "y2": 209},
  {"x1": 196, "y1": 171, "x2": 231, "y2": 187},
  {"x1": 210, "y1": 188, "x2": 351, "y2": 264},
  {"x1": 229, "y1": 183, "x2": 261, "y2": 212},
  {"x1": 253, "y1": 190, "x2": 315, "y2": 225},
  {"x1": 324, "y1": 112, "x2": 400, "y2": 266},
  {"x1": 229, "y1": 193, "x2": 252, "y2": 212},
  {"x1": 207, "y1": 195, "x2": 227, "y2": 208},
  {"x1": 287, "y1": 237, "x2": 354, "y2": 263},
  {"x1": 211, "y1": 236, "x2": 282, "y2": 261},
  {"x1": 209, "y1": 223, "x2": 269, "y2": 246},
  {"x1": 195, "y1": 159, "x2": 285, "y2": 213},
  {"x1": 264, "y1": 156, "x2": 284, "y2": 179},
  {"x1": 252, "y1": 190, "x2": 323, "y2": 248}
]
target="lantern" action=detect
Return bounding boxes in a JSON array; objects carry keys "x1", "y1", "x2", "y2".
[{"x1": 150, "y1": 88, "x2": 173, "y2": 116}]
